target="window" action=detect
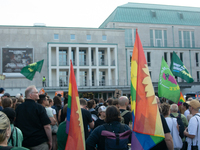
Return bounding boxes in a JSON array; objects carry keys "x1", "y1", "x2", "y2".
[
  {"x1": 59, "y1": 71, "x2": 68, "y2": 87},
  {"x1": 54, "y1": 34, "x2": 59, "y2": 40},
  {"x1": 179, "y1": 31, "x2": 195, "y2": 47},
  {"x1": 147, "y1": 52, "x2": 151, "y2": 66},
  {"x1": 59, "y1": 49, "x2": 67, "y2": 66},
  {"x1": 71, "y1": 49, "x2": 76, "y2": 65},
  {"x1": 99, "y1": 71, "x2": 106, "y2": 86},
  {"x1": 164, "y1": 52, "x2": 168, "y2": 63},
  {"x1": 98, "y1": 50, "x2": 105, "y2": 65},
  {"x1": 125, "y1": 29, "x2": 133, "y2": 46},
  {"x1": 196, "y1": 53, "x2": 199, "y2": 67},
  {"x1": 197, "y1": 71, "x2": 200, "y2": 82},
  {"x1": 149, "y1": 71, "x2": 152, "y2": 78},
  {"x1": 80, "y1": 71, "x2": 87, "y2": 86},
  {"x1": 180, "y1": 52, "x2": 183, "y2": 62},
  {"x1": 102, "y1": 35, "x2": 107, "y2": 41},
  {"x1": 70, "y1": 34, "x2": 75, "y2": 40},
  {"x1": 87, "y1": 35, "x2": 91, "y2": 40},
  {"x1": 79, "y1": 50, "x2": 86, "y2": 65},
  {"x1": 150, "y1": 29, "x2": 167, "y2": 47}
]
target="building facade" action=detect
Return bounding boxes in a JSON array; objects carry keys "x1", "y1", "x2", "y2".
[{"x1": 0, "y1": 3, "x2": 200, "y2": 99}]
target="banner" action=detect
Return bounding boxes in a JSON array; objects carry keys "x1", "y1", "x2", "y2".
[{"x1": 2, "y1": 48, "x2": 33, "y2": 74}]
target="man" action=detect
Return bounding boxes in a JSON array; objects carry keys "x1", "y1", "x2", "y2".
[
  {"x1": 15, "y1": 85, "x2": 52, "y2": 150},
  {"x1": 80, "y1": 98, "x2": 94, "y2": 140},
  {"x1": 151, "y1": 96, "x2": 173, "y2": 150},
  {"x1": 0, "y1": 88, "x2": 5, "y2": 97},
  {"x1": 2, "y1": 93, "x2": 10, "y2": 99},
  {"x1": 43, "y1": 76, "x2": 46, "y2": 87},
  {"x1": 184, "y1": 100, "x2": 200, "y2": 150},
  {"x1": 170, "y1": 103, "x2": 188, "y2": 128},
  {"x1": 182, "y1": 102, "x2": 190, "y2": 118},
  {"x1": 118, "y1": 96, "x2": 132, "y2": 125}
]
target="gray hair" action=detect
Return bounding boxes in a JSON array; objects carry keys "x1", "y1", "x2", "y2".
[
  {"x1": 25, "y1": 85, "x2": 36, "y2": 98},
  {"x1": 170, "y1": 104, "x2": 178, "y2": 112}
]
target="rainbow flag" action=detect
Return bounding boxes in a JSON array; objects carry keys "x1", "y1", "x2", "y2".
[
  {"x1": 178, "y1": 92, "x2": 185, "y2": 106},
  {"x1": 131, "y1": 30, "x2": 164, "y2": 150},
  {"x1": 65, "y1": 60, "x2": 85, "y2": 150}
]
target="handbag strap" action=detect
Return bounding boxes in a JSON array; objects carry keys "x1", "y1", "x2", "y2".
[{"x1": 192, "y1": 114, "x2": 199, "y2": 146}]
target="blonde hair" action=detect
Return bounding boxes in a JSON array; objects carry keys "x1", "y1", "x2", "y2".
[{"x1": 0, "y1": 111, "x2": 10, "y2": 142}]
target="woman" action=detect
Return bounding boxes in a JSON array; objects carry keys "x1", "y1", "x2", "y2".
[
  {"x1": 86, "y1": 106, "x2": 131, "y2": 150},
  {"x1": 94, "y1": 106, "x2": 106, "y2": 129},
  {"x1": 161, "y1": 103, "x2": 183, "y2": 150},
  {"x1": 87, "y1": 100, "x2": 98, "y2": 121},
  {"x1": 0, "y1": 111, "x2": 28, "y2": 150},
  {"x1": 52, "y1": 96, "x2": 62, "y2": 122}
]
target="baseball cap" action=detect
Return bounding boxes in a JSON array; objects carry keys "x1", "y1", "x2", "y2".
[
  {"x1": 98, "y1": 106, "x2": 107, "y2": 113},
  {"x1": 0, "y1": 88, "x2": 4, "y2": 93},
  {"x1": 3, "y1": 93, "x2": 10, "y2": 97},
  {"x1": 187, "y1": 100, "x2": 200, "y2": 109},
  {"x1": 2, "y1": 107, "x2": 16, "y2": 123}
]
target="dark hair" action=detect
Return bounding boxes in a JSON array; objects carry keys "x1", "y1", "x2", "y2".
[
  {"x1": 183, "y1": 102, "x2": 189, "y2": 109},
  {"x1": 53, "y1": 96, "x2": 62, "y2": 106},
  {"x1": 1, "y1": 98, "x2": 12, "y2": 108},
  {"x1": 37, "y1": 94, "x2": 46, "y2": 104},
  {"x1": 161, "y1": 103, "x2": 170, "y2": 117},
  {"x1": 107, "y1": 98, "x2": 114, "y2": 105},
  {"x1": 87, "y1": 100, "x2": 95, "y2": 109},
  {"x1": 63, "y1": 104, "x2": 68, "y2": 116},
  {"x1": 64, "y1": 97, "x2": 68, "y2": 105},
  {"x1": 94, "y1": 98, "x2": 99, "y2": 104},
  {"x1": 105, "y1": 106, "x2": 121, "y2": 123}
]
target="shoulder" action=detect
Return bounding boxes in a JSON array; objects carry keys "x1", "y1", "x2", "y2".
[{"x1": 11, "y1": 147, "x2": 29, "y2": 150}]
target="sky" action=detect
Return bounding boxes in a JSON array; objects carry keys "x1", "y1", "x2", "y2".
[{"x1": 0, "y1": 0, "x2": 200, "y2": 28}]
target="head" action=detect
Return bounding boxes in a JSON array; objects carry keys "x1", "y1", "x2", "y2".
[
  {"x1": 1, "y1": 97, "x2": 12, "y2": 108},
  {"x1": 99, "y1": 98, "x2": 104, "y2": 103},
  {"x1": 37, "y1": 94, "x2": 48, "y2": 107},
  {"x1": 118, "y1": 96, "x2": 129, "y2": 108},
  {"x1": 105, "y1": 106, "x2": 121, "y2": 123},
  {"x1": 48, "y1": 98, "x2": 54, "y2": 106},
  {"x1": 11, "y1": 97, "x2": 17, "y2": 109},
  {"x1": 182, "y1": 102, "x2": 189, "y2": 110},
  {"x1": 53, "y1": 96, "x2": 62, "y2": 106},
  {"x1": 106, "y1": 98, "x2": 114, "y2": 106},
  {"x1": 113, "y1": 99, "x2": 119, "y2": 108},
  {"x1": 2, "y1": 93, "x2": 10, "y2": 99},
  {"x1": 98, "y1": 106, "x2": 106, "y2": 118},
  {"x1": 15, "y1": 93, "x2": 21, "y2": 99},
  {"x1": 63, "y1": 104, "x2": 68, "y2": 116},
  {"x1": 2, "y1": 107, "x2": 16, "y2": 124},
  {"x1": 87, "y1": 100, "x2": 96, "y2": 109},
  {"x1": 17, "y1": 97, "x2": 24, "y2": 103},
  {"x1": 0, "y1": 88, "x2": 5, "y2": 94},
  {"x1": 0, "y1": 111, "x2": 11, "y2": 143},
  {"x1": 187, "y1": 100, "x2": 200, "y2": 115},
  {"x1": 25, "y1": 85, "x2": 39, "y2": 101},
  {"x1": 80, "y1": 98, "x2": 87, "y2": 109},
  {"x1": 170, "y1": 104, "x2": 178, "y2": 113},
  {"x1": 161, "y1": 103, "x2": 170, "y2": 117},
  {"x1": 57, "y1": 94, "x2": 62, "y2": 98}
]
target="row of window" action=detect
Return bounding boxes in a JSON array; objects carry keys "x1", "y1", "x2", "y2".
[
  {"x1": 54, "y1": 34, "x2": 107, "y2": 41},
  {"x1": 125, "y1": 29, "x2": 195, "y2": 48}
]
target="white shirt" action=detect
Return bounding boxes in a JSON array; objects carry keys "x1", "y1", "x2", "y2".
[
  {"x1": 186, "y1": 113, "x2": 200, "y2": 150},
  {"x1": 49, "y1": 107, "x2": 56, "y2": 115},
  {"x1": 184, "y1": 109, "x2": 190, "y2": 118}
]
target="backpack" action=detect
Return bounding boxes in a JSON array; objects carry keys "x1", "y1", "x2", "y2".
[
  {"x1": 120, "y1": 110, "x2": 129, "y2": 124},
  {"x1": 101, "y1": 124, "x2": 131, "y2": 150},
  {"x1": 8, "y1": 127, "x2": 18, "y2": 146},
  {"x1": 170, "y1": 113, "x2": 185, "y2": 138},
  {"x1": 0, "y1": 146, "x2": 13, "y2": 150}
]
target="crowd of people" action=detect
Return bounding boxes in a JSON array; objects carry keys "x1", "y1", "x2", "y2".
[{"x1": 0, "y1": 86, "x2": 200, "y2": 150}]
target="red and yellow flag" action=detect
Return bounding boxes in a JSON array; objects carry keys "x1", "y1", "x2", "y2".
[
  {"x1": 65, "y1": 60, "x2": 85, "y2": 150},
  {"x1": 131, "y1": 30, "x2": 164, "y2": 150}
]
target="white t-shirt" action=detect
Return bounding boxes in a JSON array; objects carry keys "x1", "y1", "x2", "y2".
[
  {"x1": 186, "y1": 113, "x2": 200, "y2": 150},
  {"x1": 184, "y1": 109, "x2": 190, "y2": 118},
  {"x1": 48, "y1": 107, "x2": 56, "y2": 115}
]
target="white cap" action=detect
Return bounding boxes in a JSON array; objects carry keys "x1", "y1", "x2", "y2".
[
  {"x1": 98, "y1": 106, "x2": 106, "y2": 113},
  {"x1": 16, "y1": 93, "x2": 21, "y2": 98}
]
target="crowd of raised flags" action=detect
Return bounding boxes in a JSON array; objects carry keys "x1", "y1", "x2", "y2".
[{"x1": 16, "y1": 29, "x2": 195, "y2": 150}]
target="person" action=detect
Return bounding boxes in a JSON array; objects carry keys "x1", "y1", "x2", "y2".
[
  {"x1": 161, "y1": 103, "x2": 182, "y2": 150},
  {"x1": 150, "y1": 96, "x2": 173, "y2": 150},
  {"x1": 2, "y1": 93, "x2": 10, "y2": 99},
  {"x1": 43, "y1": 76, "x2": 46, "y2": 87},
  {"x1": 0, "y1": 111, "x2": 28, "y2": 150},
  {"x1": 94, "y1": 106, "x2": 106, "y2": 129},
  {"x1": 87, "y1": 99, "x2": 98, "y2": 121},
  {"x1": 170, "y1": 103, "x2": 188, "y2": 128},
  {"x1": 113, "y1": 99, "x2": 119, "y2": 108},
  {"x1": 2, "y1": 107, "x2": 23, "y2": 147},
  {"x1": 184, "y1": 100, "x2": 200, "y2": 150},
  {"x1": 95, "y1": 98, "x2": 104, "y2": 112},
  {"x1": 11, "y1": 97, "x2": 18, "y2": 110},
  {"x1": 182, "y1": 102, "x2": 190, "y2": 118},
  {"x1": 58, "y1": 97, "x2": 68, "y2": 124},
  {"x1": 15, "y1": 85, "x2": 52, "y2": 150},
  {"x1": 80, "y1": 98, "x2": 94, "y2": 140},
  {"x1": 118, "y1": 96, "x2": 132, "y2": 126},
  {"x1": 0, "y1": 97, "x2": 2, "y2": 111},
  {"x1": 52, "y1": 96, "x2": 62, "y2": 122},
  {"x1": 86, "y1": 106, "x2": 131, "y2": 150},
  {"x1": 57, "y1": 104, "x2": 68, "y2": 150},
  {"x1": 106, "y1": 98, "x2": 114, "y2": 106}
]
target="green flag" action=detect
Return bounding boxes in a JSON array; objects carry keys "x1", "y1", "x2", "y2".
[
  {"x1": 20, "y1": 60, "x2": 44, "y2": 80},
  {"x1": 158, "y1": 57, "x2": 180, "y2": 103},
  {"x1": 170, "y1": 51, "x2": 194, "y2": 83}
]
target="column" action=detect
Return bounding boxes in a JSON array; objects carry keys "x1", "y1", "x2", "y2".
[
  {"x1": 56, "y1": 46, "x2": 59, "y2": 86},
  {"x1": 68, "y1": 46, "x2": 71, "y2": 66},
  {"x1": 49, "y1": 45, "x2": 52, "y2": 86}
]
